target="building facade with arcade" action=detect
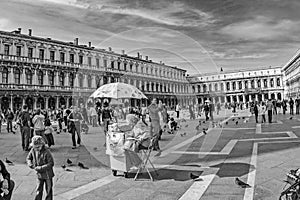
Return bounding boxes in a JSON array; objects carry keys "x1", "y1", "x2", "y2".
[
  {"x1": 0, "y1": 28, "x2": 192, "y2": 112},
  {"x1": 187, "y1": 66, "x2": 284, "y2": 104}
]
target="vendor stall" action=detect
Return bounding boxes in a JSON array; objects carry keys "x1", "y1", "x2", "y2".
[{"x1": 90, "y1": 83, "x2": 149, "y2": 177}]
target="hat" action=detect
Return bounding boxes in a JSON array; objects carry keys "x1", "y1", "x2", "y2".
[{"x1": 30, "y1": 136, "x2": 45, "y2": 147}]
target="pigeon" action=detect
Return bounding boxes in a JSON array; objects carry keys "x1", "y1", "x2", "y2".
[
  {"x1": 235, "y1": 178, "x2": 251, "y2": 188},
  {"x1": 236, "y1": 121, "x2": 238, "y2": 125},
  {"x1": 185, "y1": 124, "x2": 189, "y2": 128},
  {"x1": 203, "y1": 128, "x2": 207, "y2": 135},
  {"x1": 65, "y1": 168, "x2": 73, "y2": 172},
  {"x1": 238, "y1": 117, "x2": 240, "y2": 120},
  {"x1": 203, "y1": 121, "x2": 206, "y2": 124},
  {"x1": 232, "y1": 119, "x2": 235, "y2": 121},
  {"x1": 78, "y1": 162, "x2": 89, "y2": 169},
  {"x1": 190, "y1": 173, "x2": 202, "y2": 181},
  {"x1": 180, "y1": 132, "x2": 187, "y2": 137},
  {"x1": 181, "y1": 119, "x2": 186, "y2": 123},
  {"x1": 61, "y1": 165, "x2": 66, "y2": 169},
  {"x1": 225, "y1": 121, "x2": 228, "y2": 125},
  {"x1": 289, "y1": 117, "x2": 293, "y2": 120},
  {"x1": 5, "y1": 158, "x2": 13, "y2": 165},
  {"x1": 67, "y1": 159, "x2": 73, "y2": 165}
]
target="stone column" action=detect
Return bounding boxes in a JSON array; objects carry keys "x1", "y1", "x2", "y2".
[
  {"x1": 65, "y1": 72, "x2": 69, "y2": 87},
  {"x1": 33, "y1": 69, "x2": 38, "y2": 85},
  {"x1": 9, "y1": 67, "x2": 14, "y2": 84},
  {"x1": 45, "y1": 97, "x2": 49, "y2": 110},
  {"x1": 56, "y1": 96, "x2": 59, "y2": 109},
  {"x1": 66, "y1": 97, "x2": 69, "y2": 108},
  {"x1": 44, "y1": 70, "x2": 49, "y2": 86},
  {"x1": 33, "y1": 97, "x2": 37, "y2": 109},
  {"x1": 10, "y1": 95, "x2": 13, "y2": 110}
]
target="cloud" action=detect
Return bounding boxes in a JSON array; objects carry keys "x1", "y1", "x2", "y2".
[{"x1": 220, "y1": 16, "x2": 300, "y2": 41}]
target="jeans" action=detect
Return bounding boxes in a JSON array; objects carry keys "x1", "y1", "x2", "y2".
[
  {"x1": 21, "y1": 126, "x2": 31, "y2": 150},
  {"x1": 71, "y1": 124, "x2": 81, "y2": 147},
  {"x1": 268, "y1": 110, "x2": 272, "y2": 123},
  {"x1": 6, "y1": 120, "x2": 13, "y2": 133},
  {"x1": 34, "y1": 179, "x2": 53, "y2": 200}
]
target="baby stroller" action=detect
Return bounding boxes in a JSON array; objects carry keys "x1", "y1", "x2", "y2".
[{"x1": 81, "y1": 121, "x2": 89, "y2": 134}]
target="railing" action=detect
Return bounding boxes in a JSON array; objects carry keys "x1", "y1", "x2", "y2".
[
  {"x1": 0, "y1": 54, "x2": 187, "y2": 83},
  {"x1": 0, "y1": 83, "x2": 95, "y2": 92}
]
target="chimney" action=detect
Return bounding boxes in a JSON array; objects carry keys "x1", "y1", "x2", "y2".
[
  {"x1": 137, "y1": 52, "x2": 140, "y2": 58},
  {"x1": 74, "y1": 38, "x2": 79, "y2": 45},
  {"x1": 88, "y1": 42, "x2": 91, "y2": 47},
  {"x1": 160, "y1": 61, "x2": 162, "y2": 64},
  {"x1": 28, "y1": 29, "x2": 32, "y2": 36},
  {"x1": 122, "y1": 50, "x2": 125, "y2": 55},
  {"x1": 108, "y1": 47, "x2": 112, "y2": 51},
  {"x1": 18, "y1": 28, "x2": 22, "y2": 34},
  {"x1": 145, "y1": 56, "x2": 148, "y2": 61}
]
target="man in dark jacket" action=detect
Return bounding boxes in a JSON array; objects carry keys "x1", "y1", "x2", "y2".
[
  {"x1": 5, "y1": 108, "x2": 15, "y2": 134},
  {"x1": 0, "y1": 160, "x2": 15, "y2": 200},
  {"x1": 27, "y1": 136, "x2": 54, "y2": 200}
]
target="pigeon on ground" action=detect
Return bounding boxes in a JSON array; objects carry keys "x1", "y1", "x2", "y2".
[
  {"x1": 203, "y1": 121, "x2": 206, "y2": 124},
  {"x1": 65, "y1": 168, "x2": 73, "y2": 172},
  {"x1": 238, "y1": 117, "x2": 240, "y2": 120},
  {"x1": 242, "y1": 117, "x2": 245, "y2": 119},
  {"x1": 232, "y1": 119, "x2": 235, "y2": 121},
  {"x1": 203, "y1": 128, "x2": 208, "y2": 135},
  {"x1": 190, "y1": 173, "x2": 202, "y2": 181},
  {"x1": 185, "y1": 124, "x2": 189, "y2": 128},
  {"x1": 289, "y1": 117, "x2": 293, "y2": 120},
  {"x1": 180, "y1": 132, "x2": 187, "y2": 137},
  {"x1": 181, "y1": 119, "x2": 186, "y2": 123},
  {"x1": 5, "y1": 158, "x2": 13, "y2": 165},
  {"x1": 236, "y1": 121, "x2": 238, "y2": 125},
  {"x1": 67, "y1": 159, "x2": 73, "y2": 165},
  {"x1": 78, "y1": 162, "x2": 89, "y2": 169},
  {"x1": 61, "y1": 165, "x2": 66, "y2": 169},
  {"x1": 235, "y1": 178, "x2": 251, "y2": 188},
  {"x1": 225, "y1": 121, "x2": 228, "y2": 125}
]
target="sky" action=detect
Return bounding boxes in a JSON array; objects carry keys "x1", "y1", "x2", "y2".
[{"x1": 1, "y1": 0, "x2": 300, "y2": 75}]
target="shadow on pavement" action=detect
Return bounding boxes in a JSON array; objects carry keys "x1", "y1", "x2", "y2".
[{"x1": 210, "y1": 162, "x2": 255, "y2": 178}]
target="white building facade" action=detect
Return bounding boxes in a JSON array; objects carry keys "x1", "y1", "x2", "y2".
[
  {"x1": 282, "y1": 50, "x2": 300, "y2": 99},
  {"x1": 187, "y1": 67, "x2": 284, "y2": 104},
  {"x1": 0, "y1": 28, "x2": 192, "y2": 111}
]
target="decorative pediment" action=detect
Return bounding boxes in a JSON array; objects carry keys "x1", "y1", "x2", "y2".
[{"x1": 26, "y1": 40, "x2": 36, "y2": 47}]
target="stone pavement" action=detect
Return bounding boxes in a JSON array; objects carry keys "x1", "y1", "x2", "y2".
[{"x1": 1, "y1": 108, "x2": 299, "y2": 199}]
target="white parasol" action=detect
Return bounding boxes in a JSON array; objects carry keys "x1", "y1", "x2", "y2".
[{"x1": 90, "y1": 82, "x2": 147, "y2": 99}]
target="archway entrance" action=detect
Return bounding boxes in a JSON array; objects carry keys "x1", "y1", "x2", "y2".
[
  {"x1": 25, "y1": 97, "x2": 34, "y2": 110},
  {"x1": 48, "y1": 97, "x2": 56, "y2": 110},
  {"x1": 13, "y1": 97, "x2": 23, "y2": 112},
  {"x1": 1, "y1": 97, "x2": 9, "y2": 111},
  {"x1": 37, "y1": 97, "x2": 45, "y2": 109}
]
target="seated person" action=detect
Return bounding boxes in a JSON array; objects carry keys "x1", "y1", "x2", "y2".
[{"x1": 0, "y1": 160, "x2": 14, "y2": 200}]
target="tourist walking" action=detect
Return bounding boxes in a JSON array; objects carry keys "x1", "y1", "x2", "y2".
[
  {"x1": 296, "y1": 97, "x2": 300, "y2": 115},
  {"x1": 282, "y1": 99, "x2": 287, "y2": 115},
  {"x1": 267, "y1": 100, "x2": 273, "y2": 123},
  {"x1": 175, "y1": 103, "x2": 181, "y2": 118},
  {"x1": 0, "y1": 110, "x2": 4, "y2": 134},
  {"x1": 20, "y1": 105, "x2": 32, "y2": 151},
  {"x1": 260, "y1": 102, "x2": 266, "y2": 123},
  {"x1": 5, "y1": 108, "x2": 15, "y2": 134},
  {"x1": 32, "y1": 109, "x2": 46, "y2": 143},
  {"x1": 254, "y1": 102, "x2": 259, "y2": 123},
  {"x1": 26, "y1": 136, "x2": 54, "y2": 200},
  {"x1": 289, "y1": 97, "x2": 295, "y2": 115},
  {"x1": 67, "y1": 106, "x2": 83, "y2": 149},
  {"x1": 148, "y1": 98, "x2": 163, "y2": 156}
]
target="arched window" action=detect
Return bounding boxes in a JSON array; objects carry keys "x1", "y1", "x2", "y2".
[
  {"x1": 59, "y1": 72, "x2": 64, "y2": 86},
  {"x1": 48, "y1": 71, "x2": 54, "y2": 86},
  {"x1": 214, "y1": 83, "x2": 218, "y2": 91},
  {"x1": 95, "y1": 76, "x2": 100, "y2": 88},
  {"x1": 257, "y1": 80, "x2": 261, "y2": 88},
  {"x1": 238, "y1": 81, "x2": 242, "y2": 89},
  {"x1": 220, "y1": 83, "x2": 224, "y2": 91},
  {"x1": 209, "y1": 84, "x2": 212, "y2": 91},
  {"x1": 38, "y1": 70, "x2": 43, "y2": 85},
  {"x1": 103, "y1": 76, "x2": 108, "y2": 84},
  {"x1": 2, "y1": 68, "x2": 8, "y2": 83},
  {"x1": 14, "y1": 68, "x2": 21, "y2": 84},
  {"x1": 203, "y1": 84, "x2": 207, "y2": 92},
  {"x1": 232, "y1": 82, "x2": 236, "y2": 90},
  {"x1": 277, "y1": 78, "x2": 281, "y2": 86},
  {"x1": 270, "y1": 78, "x2": 274, "y2": 87},
  {"x1": 87, "y1": 75, "x2": 92, "y2": 88},
  {"x1": 79, "y1": 74, "x2": 84, "y2": 87},
  {"x1": 69, "y1": 73, "x2": 74, "y2": 87},
  {"x1": 251, "y1": 80, "x2": 255, "y2": 88},
  {"x1": 244, "y1": 81, "x2": 248, "y2": 88},
  {"x1": 226, "y1": 82, "x2": 230, "y2": 90},
  {"x1": 26, "y1": 69, "x2": 33, "y2": 85}
]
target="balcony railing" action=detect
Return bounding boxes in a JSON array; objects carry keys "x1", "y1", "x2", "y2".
[{"x1": 0, "y1": 83, "x2": 95, "y2": 92}]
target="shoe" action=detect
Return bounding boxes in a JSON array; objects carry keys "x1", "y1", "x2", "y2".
[{"x1": 72, "y1": 146, "x2": 76, "y2": 149}]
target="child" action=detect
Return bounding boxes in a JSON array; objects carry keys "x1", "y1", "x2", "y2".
[{"x1": 44, "y1": 118, "x2": 55, "y2": 148}]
